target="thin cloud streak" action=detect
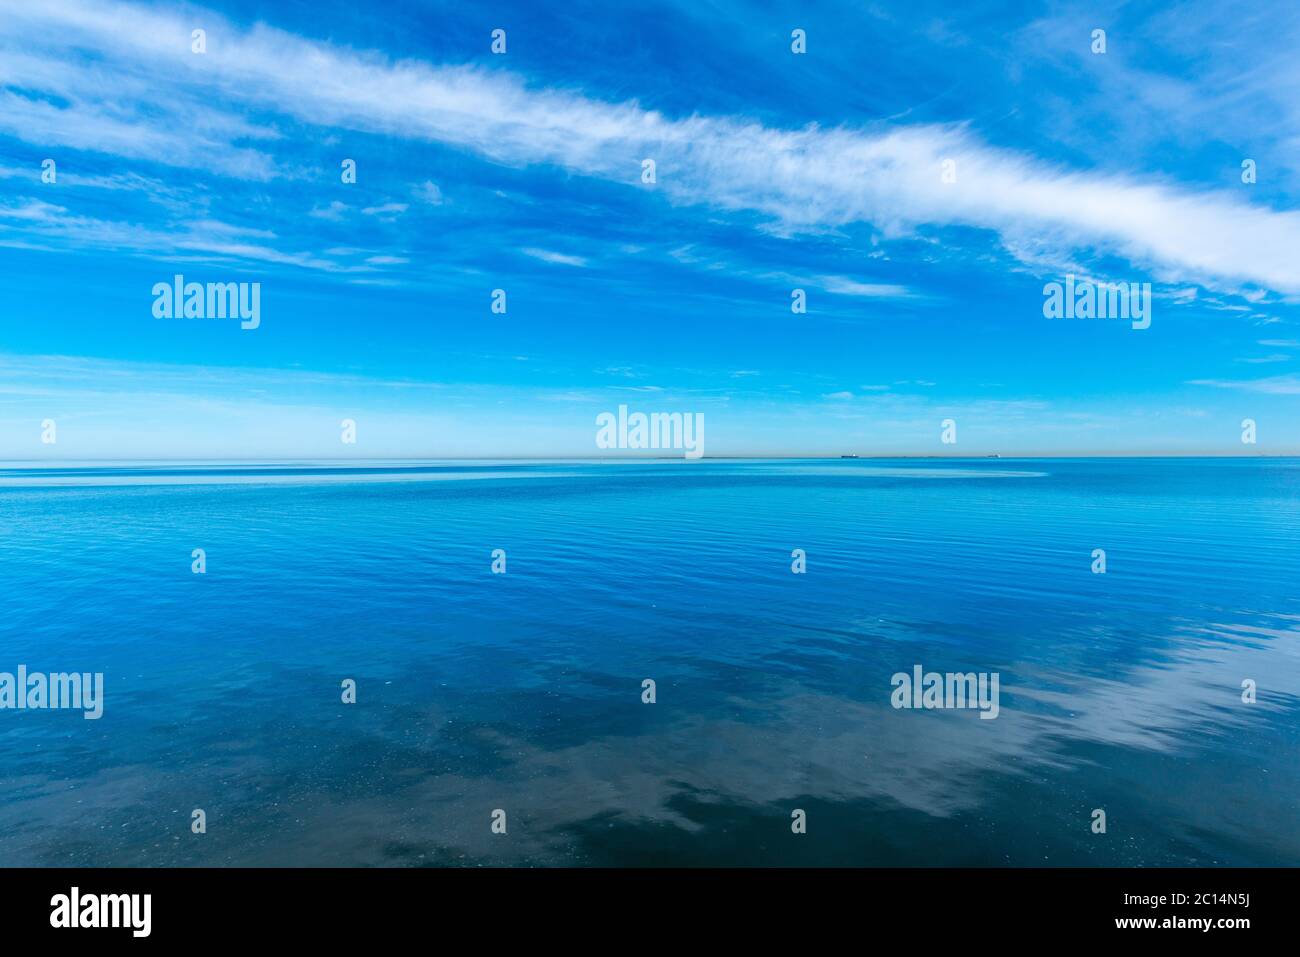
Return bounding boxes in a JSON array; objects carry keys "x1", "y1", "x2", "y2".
[{"x1": 1, "y1": 0, "x2": 1298, "y2": 293}]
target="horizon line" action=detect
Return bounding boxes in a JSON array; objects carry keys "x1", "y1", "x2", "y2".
[{"x1": 2, "y1": 453, "x2": 1297, "y2": 465}]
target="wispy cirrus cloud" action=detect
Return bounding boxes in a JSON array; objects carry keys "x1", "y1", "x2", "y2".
[
  {"x1": 361, "y1": 202, "x2": 408, "y2": 218},
  {"x1": 816, "y1": 275, "x2": 912, "y2": 298},
  {"x1": 0, "y1": 197, "x2": 361, "y2": 272},
  {"x1": 1, "y1": 0, "x2": 1299, "y2": 295},
  {"x1": 521, "y1": 247, "x2": 587, "y2": 267},
  {"x1": 1189, "y1": 374, "x2": 1300, "y2": 394}
]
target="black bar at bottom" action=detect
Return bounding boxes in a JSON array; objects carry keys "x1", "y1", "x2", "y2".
[{"x1": 0, "y1": 867, "x2": 1279, "y2": 941}]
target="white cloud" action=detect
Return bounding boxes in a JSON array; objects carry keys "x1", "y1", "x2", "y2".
[
  {"x1": 412, "y1": 180, "x2": 443, "y2": 205},
  {"x1": 1189, "y1": 375, "x2": 1300, "y2": 394},
  {"x1": 3, "y1": 0, "x2": 1300, "y2": 292},
  {"x1": 309, "y1": 201, "x2": 348, "y2": 221},
  {"x1": 0, "y1": 198, "x2": 357, "y2": 271},
  {"x1": 0, "y1": 87, "x2": 277, "y2": 180},
  {"x1": 817, "y1": 275, "x2": 912, "y2": 297},
  {"x1": 361, "y1": 202, "x2": 408, "y2": 217},
  {"x1": 521, "y1": 247, "x2": 587, "y2": 267}
]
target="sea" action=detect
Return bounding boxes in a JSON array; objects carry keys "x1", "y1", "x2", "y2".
[{"x1": 0, "y1": 458, "x2": 1296, "y2": 866}]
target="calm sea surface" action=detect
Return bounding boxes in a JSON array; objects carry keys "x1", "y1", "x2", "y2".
[{"x1": 1, "y1": 458, "x2": 1297, "y2": 866}]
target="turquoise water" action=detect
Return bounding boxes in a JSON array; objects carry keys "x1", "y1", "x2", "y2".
[{"x1": 0, "y1": 458, "x2": 1297, "y2": 866}]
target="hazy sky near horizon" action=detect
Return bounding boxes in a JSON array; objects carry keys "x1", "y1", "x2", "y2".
[{"x1": 1, "y1": 0, "x2": 1299, "y2": 458}]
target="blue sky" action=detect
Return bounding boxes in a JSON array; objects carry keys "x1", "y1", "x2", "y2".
[{"x1": 1, "y1": 0, "x2": 1298, "y2": 458}]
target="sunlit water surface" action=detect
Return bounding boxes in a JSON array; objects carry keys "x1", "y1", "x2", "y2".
[{"x1": 1, "y1": 458, "x2": 1297, "y2": 865}]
